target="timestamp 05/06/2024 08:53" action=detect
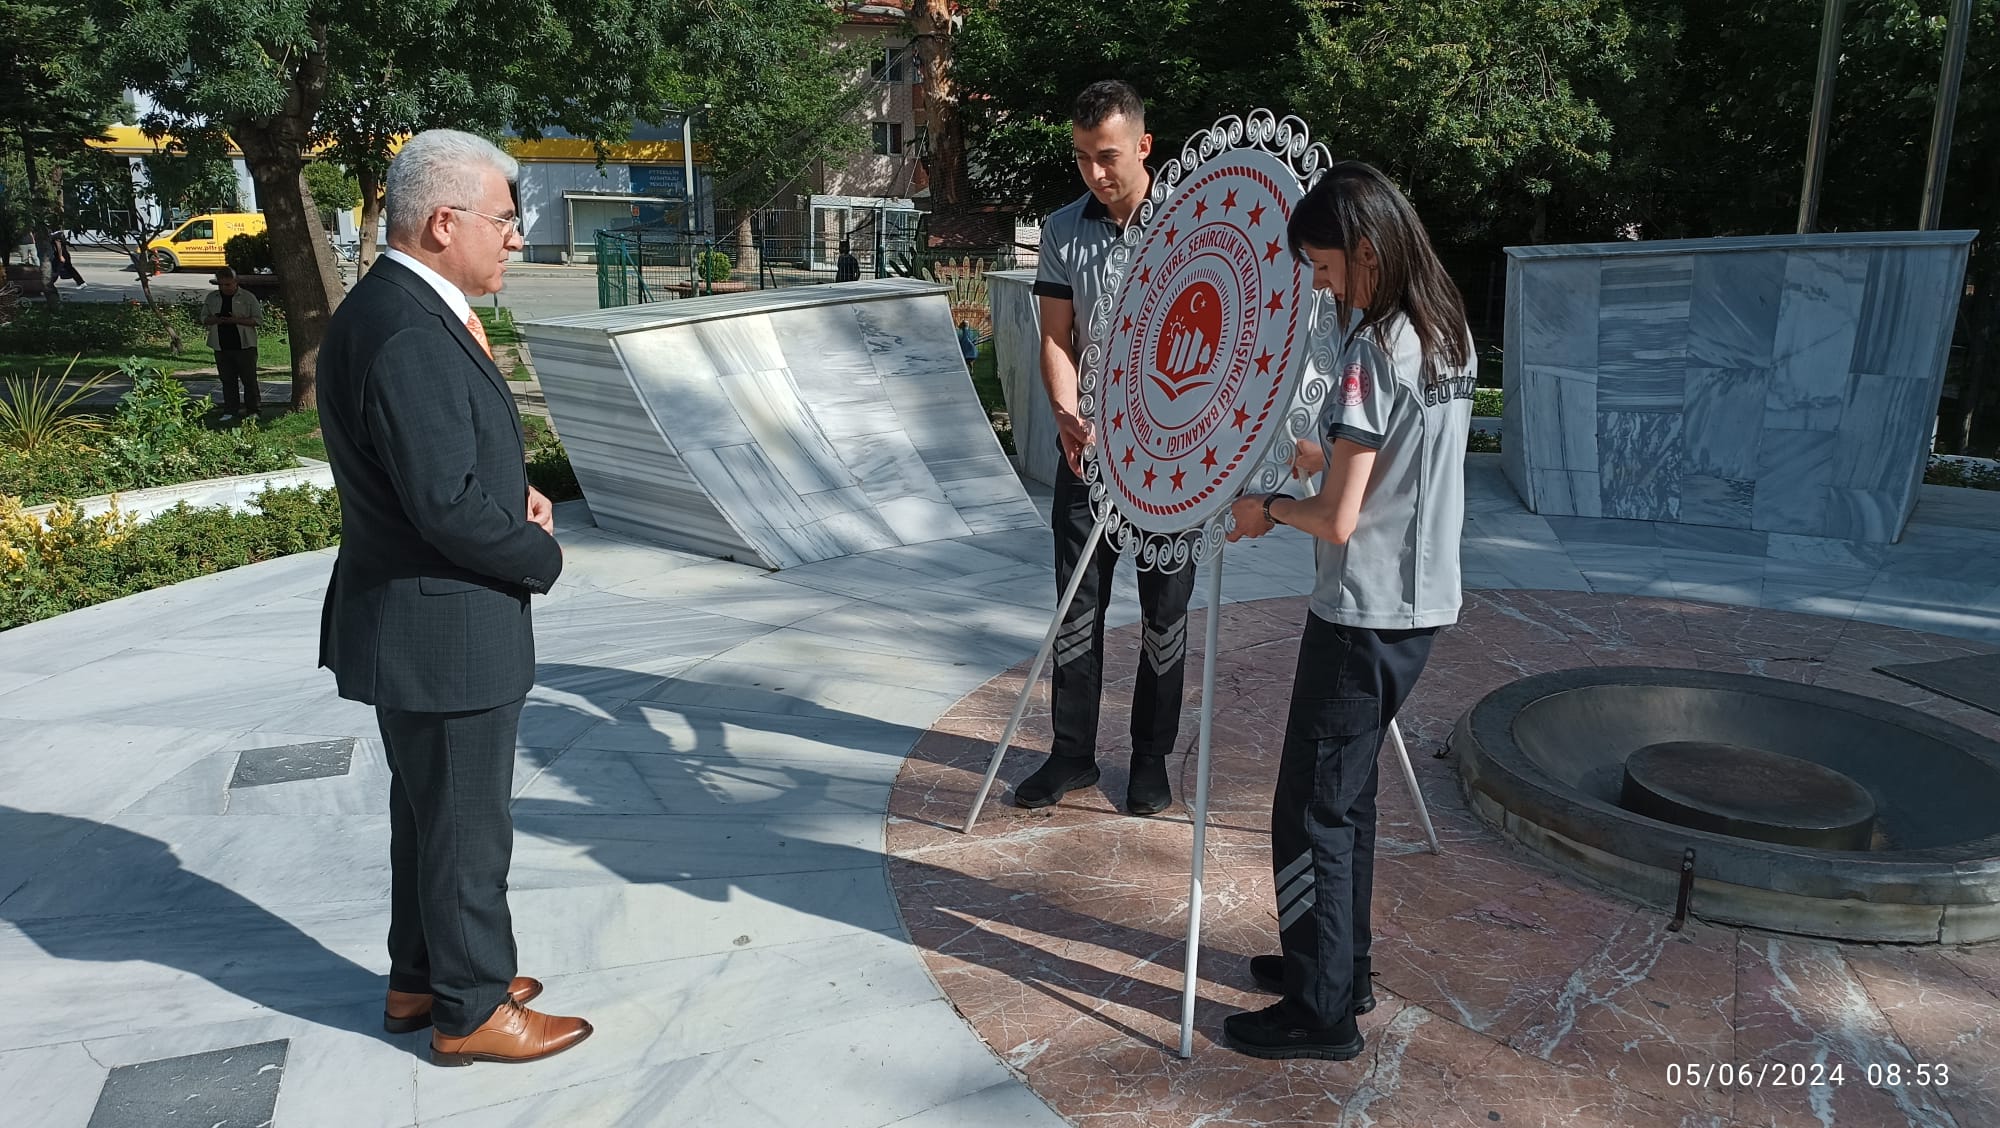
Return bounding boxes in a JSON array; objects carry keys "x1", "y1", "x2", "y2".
[{"x1": 1664, "y1": 1062, "x2": 1950, "y2": 1089}]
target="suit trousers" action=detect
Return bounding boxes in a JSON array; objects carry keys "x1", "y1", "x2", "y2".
[
  {"x1": 1049, "y1": 457, "x2": 1195, "y2": 763},
  {"x1": 375, "y1": 699, "x2": 523, "y2": 1036},
  {"x1": 1270, "y1": 614, "x2": 1437, "y2": 1028}
]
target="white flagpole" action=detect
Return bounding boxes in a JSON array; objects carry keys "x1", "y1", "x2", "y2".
[
  {"x1": 1177, "y1": 539, "x2": 1226, "y2": 1058},
  {"x1": 1387, "y1": 720, "x2": 1441, "y2": 855},
  {"x1": 964, "y1": 514, "x2": 1110, "y2": 833}
]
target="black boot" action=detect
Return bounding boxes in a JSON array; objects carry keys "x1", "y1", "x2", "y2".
[
  {"x1": 1222, "y1": 1003, "x2": 1365, "y2": 1061},
  {"x1": 1126, "y1": 754, "x2": 1172, "y2": 815},
  {"x1": 1248, "y1": 955, "x2": 1376, "y2": 1015},
  {"x1": 1012, "y1": 756, "x2": 1100, "y2": 809}
]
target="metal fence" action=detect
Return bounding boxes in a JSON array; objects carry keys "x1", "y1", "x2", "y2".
[{"x1": 596, "y1": 226, "x2": 1033, "y2": 335}]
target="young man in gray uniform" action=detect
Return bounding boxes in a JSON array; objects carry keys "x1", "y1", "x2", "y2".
[{"x1": 1014, "y1": 80, "x2": 1196, "y2": 817}]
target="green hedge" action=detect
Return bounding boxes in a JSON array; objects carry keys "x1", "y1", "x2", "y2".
[
  {"x1": 0, "y1": 295, "x2": 287, "y2": 356},
  {"x1": 0, "y1": 484, "x2": 341, "y2": 631},
  {"x1": 0, "y1": 366, "x2": 299, "y2": 506}
]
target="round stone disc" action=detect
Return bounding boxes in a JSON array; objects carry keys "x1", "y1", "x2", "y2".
[{"x1": 1619, "y1": 741, "x2": 1878, "y2": 850}]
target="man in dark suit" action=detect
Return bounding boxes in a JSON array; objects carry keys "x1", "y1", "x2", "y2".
[{"x1": 318, "y1": 128, "x2": 590, "y2": 1067}]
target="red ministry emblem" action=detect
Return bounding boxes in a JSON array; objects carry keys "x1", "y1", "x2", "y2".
[{"x1": 1339, "y1": 361, "x2": 1370, "y2": 406}]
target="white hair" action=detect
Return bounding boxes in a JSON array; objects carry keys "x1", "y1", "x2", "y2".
[{"x1": 384, "y1": 129, "x2": 519, "y2": 242}]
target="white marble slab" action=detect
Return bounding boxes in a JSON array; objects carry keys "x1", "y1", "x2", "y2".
[
  {"x1": 989, "y1": 269, "x2": 1062, "y2": 486},
  {"x1": 1504, "y1": 231, "x2": 1973, "y2": 542},
  {"x1": 525, "y1": 280, "x2": 1042, "y2": 569}
]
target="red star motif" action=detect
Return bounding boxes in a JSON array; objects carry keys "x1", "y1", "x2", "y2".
[
  {"x1": 1142, "y1": 465, "x2": 1158, "y2": 489},
  {"x1": 1222, "y1": 189, "x2": 1238, "y2": 212},
  {"x1": 1111, "y1": 366, "x2": 1125, "y2": 385},
  {"x1": 1164, "y1": 224, "x2": 1179, "y2": 245},
  {"x1": 1264, "y1": 239, "x2": 1283, "y2": 263},
  {"x1": 1170, "y1": 467, "x2": 1186, "y2": 491},
  {"x1": 1139, "y1": 266, "x2": 1151, "y2": 285},
  {"x1": 1247, "y1": 202, "x2": 1267, "y2": 226},
  {"x1": 1192, "y1": 197, "x2": 1208, "y2": 221},
  {"x1": 1232, "y1": 405, "x2": 1251, "y2": 429},
  {"x1": 1121, "y1": 314, "x2": 1133, "y2": 333},
  {"x1": 1255, "y1": 350, "x2": 1275, "y2": 373},
  {"x1": 1201, "y1": 447, "x2": 1218, "y2": 471},
  {"x1": 1112, "y1": 410, "x2": 1125, "y2": 431},
  {"x1": 1265, "y1": 291, "x2": 1285, "y2": 314},
  {"x1": 1122, "y1": 445, "x2": 1136, "y2": 467}
]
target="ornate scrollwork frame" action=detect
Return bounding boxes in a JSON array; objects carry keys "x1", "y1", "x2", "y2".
[{"x1": 1077, "y1": 110, "x2": 1336, "y2": 573}]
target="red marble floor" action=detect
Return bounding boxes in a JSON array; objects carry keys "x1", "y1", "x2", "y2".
[{"x1": 886, "y1": 591, "x2": 2000, "y2": 1128}]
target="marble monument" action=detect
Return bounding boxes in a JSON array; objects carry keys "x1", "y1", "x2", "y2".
[
  {"x1": 521, "y1": 279, "x2": 1045, "y2": 569},
  {"x1": 987, "y1": 269, "x2": 1062, "y2": 487},
  {"x1": 1503, "y1": 230, "x2": 1975, "y2": 542}
]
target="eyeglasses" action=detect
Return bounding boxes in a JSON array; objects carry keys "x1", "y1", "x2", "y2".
[{"x1": 449, "y1": 206, "x2": 522, "y2": 235}]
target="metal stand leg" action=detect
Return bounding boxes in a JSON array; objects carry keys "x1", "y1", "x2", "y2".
[
  {"x1": 963, "y1": 515, "x2": 1109, "y2": 832},
  {"x1": 1387, "y1": 719, "x2": 1441, "y2": 855},
  {"x1": 1178, "y1": 544, "x2": 1225, "y2": 1059}
]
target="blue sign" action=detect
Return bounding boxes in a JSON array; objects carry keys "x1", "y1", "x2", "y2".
[{"x1": 630, "y1": 165, "x2": 687, "y2": 199}]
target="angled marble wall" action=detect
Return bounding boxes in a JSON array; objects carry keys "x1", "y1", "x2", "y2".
[
  {"x1": 989, "y1": 269, "x2": 1062, "y2": 487},
  {"x1": 1504, "y1": 231, "x2": 1974, "y2": 542},
  {"x1": 522, "y1": 278, "x2": 1045, "y2": 569}
]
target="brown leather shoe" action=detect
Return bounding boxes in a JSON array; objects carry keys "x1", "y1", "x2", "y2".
[
  {"x1": 431, "y1": 999, "x2": 592, "y2": 1066},
  {"x1": 383, "y1": 977, "x2": 544, "y2": 1034}
]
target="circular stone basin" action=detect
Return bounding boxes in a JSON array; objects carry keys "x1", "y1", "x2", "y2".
[
  {"x1": 1453, "y1": 667, "x2": 2000, "y2": 942},
  {"x1": 1619, "y1": 741, "x2": 1877, "y2": 851}
]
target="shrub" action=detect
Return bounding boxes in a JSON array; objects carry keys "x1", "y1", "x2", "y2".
[
  {"x1": 1925, "y1": 456, "x2": 2000, "y2": 491},
  {"x1": 697, "y1": 250, "x2": 733, "y2": 283},
  {"x1": 1473, "y1": 387, "x2": 1503, "y2": 417},
  {"x1": 1467, "y1": 429, "x2": 1502, "y2": 453},
  {"x1": 0, "y1": 484, "x2": 342, "y2": 631},
  {"x1": 0, "y1": 363, "x2": 299, "y2": 506},
  {"x1": 523, "y1": 416, "x2": 581, "y2": 502},
  {"x1": 224, "y1": 231, "x2": 275, "y2": 275},
  {"x1": 0, "y1": 358, "x2": 110, "y2": 452}
]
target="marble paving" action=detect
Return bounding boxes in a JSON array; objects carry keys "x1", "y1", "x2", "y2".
[{"x1": 2, "y1": 454, "x2": 1999, "y2": 1126}]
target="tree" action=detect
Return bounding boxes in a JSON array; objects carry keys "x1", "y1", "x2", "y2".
[
  {"x1": 0, "y1": 0, "x2": 119, "y2": 272},
  {"x1": 678, "y1": 0, "x2": 873, "y2": 267},
  {"x1": 90, "y1": 0, "x2": 689, "y2": 409},
  {"x1": 302, "y1": 159, "x2": 359, "y2": 231},
  {"x1": 953, "y1": 0, "x2": 1312, "y2": 217},
  {"x1": 909, "y1": 1, "x2": 972, "y2": 208},
  {"x1": 62, "y1": 137, "x2": 239, "y2": 305}
]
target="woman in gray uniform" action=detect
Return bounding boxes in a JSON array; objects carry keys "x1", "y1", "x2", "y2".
[{"x1": 1222, "y1": 161, "x2": 1475, "y2": 1061}]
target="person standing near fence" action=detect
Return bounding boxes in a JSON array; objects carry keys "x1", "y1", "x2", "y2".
[
  {"x1": 202, "y1": 268, "x2": 262, "y2": 420},
  {"x1": 835, "y1": 240, "x2": 862, "y2": 282},
  {"x1": 1013, "y1": 79, "x2": 1195, "y2": 818}
]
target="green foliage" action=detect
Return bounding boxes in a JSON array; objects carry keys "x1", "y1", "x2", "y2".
[
  {"x1": 679, "y1": 0, "x2": 873, "y2": 213},
  {"x1": 696, "y1": 250, "x2": 733, "y2": 282},
  {"x1": 0, "y1": 484, "x2": 342, "y2": 631},
  {"x1": 1473, "y1": 388, "x2": 1503, "y2": 417},
  {"x1": 302, "y1": 160, "x2": 360, "y2": 226},
  {"x1": 0, "y1": 298, "x2": 201, "y2": 355},
  {"x1": 0, "y1": 358, "x2": 109, "y2": 452},
  {"x1": 1925, "y1": 457, "x2": 2000, "y2": 491},
  {"x1": 0, "y1": 364, "x2": 299, "y2": 506},
  {"x1": 224, "y1": 231, "x2": 275, "y2": 275},
  {"x1": 0, "y1": 0, "x2": 122, "y2": 258},
  {"x1": 1467, "y1": 429, "x2": 1502, "y2": 454},
  {"x1": 522, "y1": 415, "x2": 581, "y2": 502}
]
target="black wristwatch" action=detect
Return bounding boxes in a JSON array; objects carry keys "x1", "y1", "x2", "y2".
[{"x1": 1262, "y1": 492, "x2": 1295, "y2": 526}]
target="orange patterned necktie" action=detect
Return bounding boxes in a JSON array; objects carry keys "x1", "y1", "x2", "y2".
[{"x1": 464, "y1": 312, "x2": 493, "y2": 359}]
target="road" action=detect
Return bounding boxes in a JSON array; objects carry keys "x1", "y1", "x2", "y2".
[{"x1": 45, "y1": 248, "x2": 614, "y2": 324}]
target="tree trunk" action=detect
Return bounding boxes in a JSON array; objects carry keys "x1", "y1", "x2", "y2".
[
  {"x1": 1955, "y1": 248, "x2": 1998, "y2": 454},
  {"x1": 20, "y1": 137, "x2": 56, "y2": 304},
  {"x1": 228, "y1": 25, "x2": 342, "y2": 410},
  {"x1": 357, "y1": 165, "x2": 384, "y2": 273},
  {"x1": 733, "y1": 215, "x2": 757, "y2": 275},
  {"x1": 910, "y1": 0, "x2": 971, "y2": 209}
]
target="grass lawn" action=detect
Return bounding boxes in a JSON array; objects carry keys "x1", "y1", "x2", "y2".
[
  {"x1": 254, "y1": 408, "x2": 327, "y2": 462},
  {"x1": 966, "y1": 346, "x2": 1013, "y2": 453}
]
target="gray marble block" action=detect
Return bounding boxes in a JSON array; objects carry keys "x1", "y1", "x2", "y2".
[
  {"x1": 1505, "y1": 230, "x2": 1973, "y2": 543},
  {"x1": 989, "y1": 270, "x2": 1062, "y2": 487},
  {"x1": 523, "y1": 279, "x2": 1043, "y2": 569}
]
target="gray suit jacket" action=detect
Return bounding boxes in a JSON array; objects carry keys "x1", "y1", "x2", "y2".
[{"x1": 317, "y1": 257, "x2": 563, "y2": 712}]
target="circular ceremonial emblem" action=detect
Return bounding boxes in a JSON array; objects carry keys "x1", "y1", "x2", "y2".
[
  {"x1": 1095, "y1": 147, "x2": 1312, "y2": 534},
  {"x1": 1339, "y1": 361, "x2": 1369, "y2": 406}
]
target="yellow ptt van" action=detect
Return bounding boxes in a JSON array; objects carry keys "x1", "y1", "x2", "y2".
[{"x1": 145, "y1": 212, "x2": 267, "y2": 272}]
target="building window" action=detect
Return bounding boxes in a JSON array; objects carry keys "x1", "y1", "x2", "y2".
[
  {"x1": 872, "y1": 122, "x2": 903, "y2": 156},
  {"x1": 869, "y1": 47, "x2": 909, "y2": 83}
]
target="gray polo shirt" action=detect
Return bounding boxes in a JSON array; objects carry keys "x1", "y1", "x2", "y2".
[
  {"x1": 1310, "y1": 313, "x2": 1474, "y2": 629},
  {"x1": 1032, "y1": 188, "x2": 1137, "y2": 364}
]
